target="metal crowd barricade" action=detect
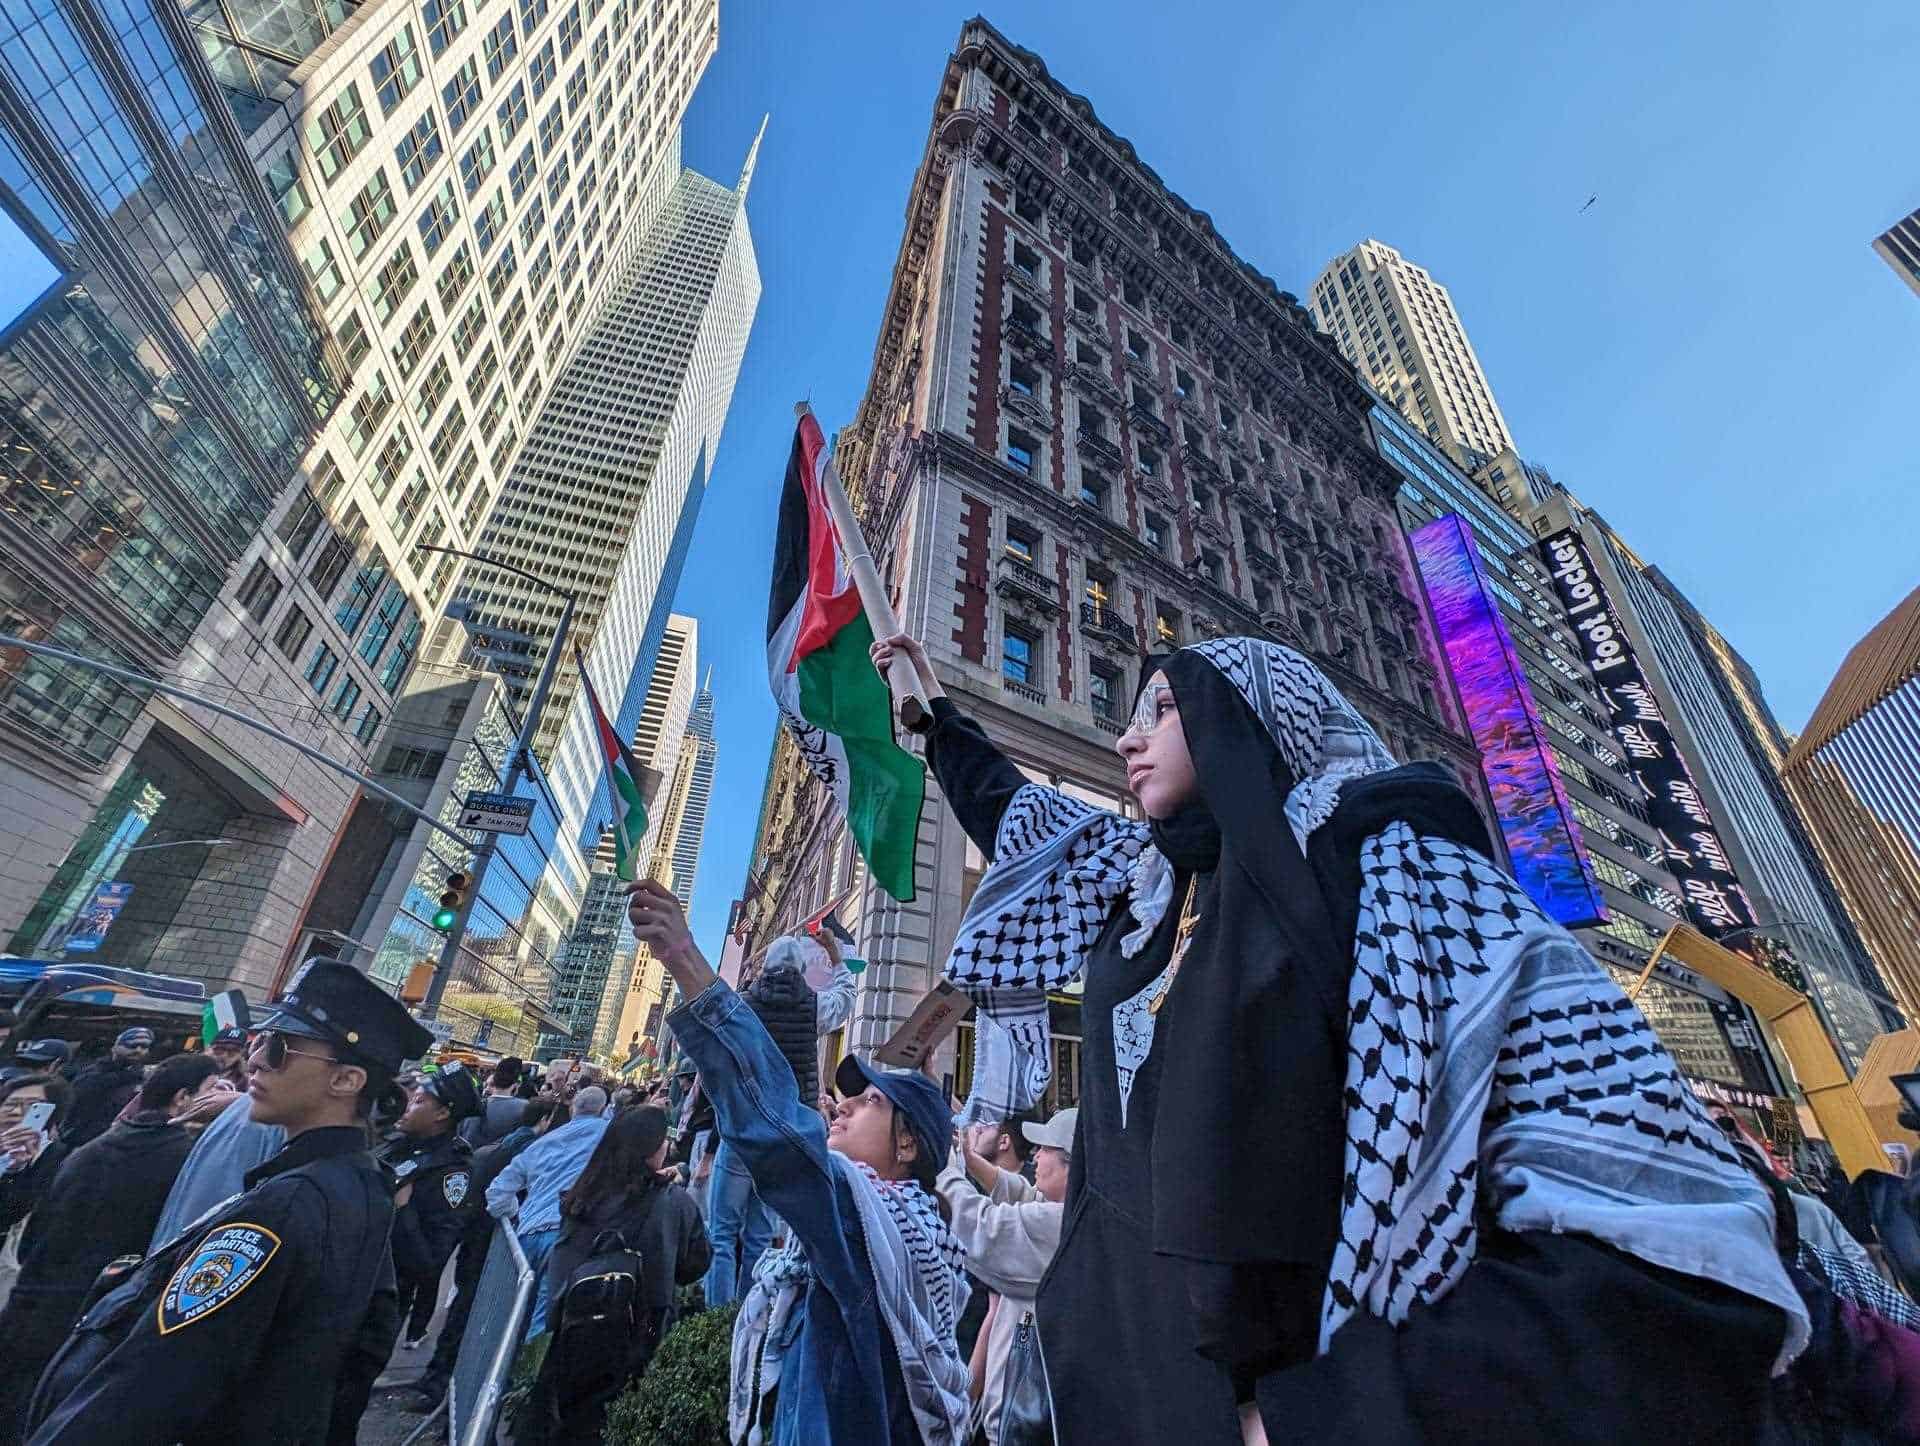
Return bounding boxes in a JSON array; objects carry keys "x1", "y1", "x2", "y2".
[{"x1": 449, "y1": 1224, "x2": 535, "y2": 1446}]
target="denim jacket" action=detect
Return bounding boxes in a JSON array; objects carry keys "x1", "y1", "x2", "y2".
[{"x1": 669, "y1": 980, "x2": 918, "y2": 1444}]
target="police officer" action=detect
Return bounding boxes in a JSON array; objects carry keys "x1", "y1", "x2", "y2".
[
  {"x1": 25, "y1": 961, "x2": 430, "y2": 1445},
  {"x1": 206, "y1": 1026, "x2": 249, "y2": 1091},
  {"x1": 383, "y1": 1062, "x2": 480, "y2": 1349}
]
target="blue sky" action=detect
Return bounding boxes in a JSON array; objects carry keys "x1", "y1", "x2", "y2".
[{"x1": 671, "y1": 1, "x2": 1920, "y2": 952}]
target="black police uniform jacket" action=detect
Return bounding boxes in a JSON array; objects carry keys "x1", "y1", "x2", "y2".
[
  {"x1": 25, "y1": 1125, "x2": 393, "y2": 1446},
  {"x1": 380, "y1": 1128, "x2": 473, "y2": 1282}
]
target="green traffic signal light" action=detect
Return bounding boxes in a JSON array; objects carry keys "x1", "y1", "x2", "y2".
[{"x1": 432, "y1": 871, "x2": 471, "y2": 933}]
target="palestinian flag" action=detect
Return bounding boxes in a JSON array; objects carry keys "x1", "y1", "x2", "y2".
[
  {"x1": 767, "y1": 413, "x2": 925, "y2": 902},
  {"x1": 577, "y1": 647, "x2": 648, "y2": 881},
  {"x1": 201, "y1": 988, "x2": 248, "y2": 1047}
]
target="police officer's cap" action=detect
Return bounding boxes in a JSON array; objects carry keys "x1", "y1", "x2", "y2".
[
  {"x1": 421, "y1": 1061, "x2": 481, "y2": 1120},
  {"x1": 257, "y1": 960, "x2": 432, "y2": 1076}
]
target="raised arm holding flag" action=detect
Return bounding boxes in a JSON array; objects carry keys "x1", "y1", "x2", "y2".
[{"x1": 765, "y1": 408, "x2": 928, "y2": 902}]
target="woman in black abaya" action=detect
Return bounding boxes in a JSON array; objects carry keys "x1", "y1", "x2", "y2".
[{"x1": 874, "y1": 631, "x2": 1802, "y2": 1444}]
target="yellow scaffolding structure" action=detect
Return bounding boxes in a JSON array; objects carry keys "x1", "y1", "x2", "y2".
[{"x1": 1627, "y1": 923, "x2": 1886, "y2": 1178}]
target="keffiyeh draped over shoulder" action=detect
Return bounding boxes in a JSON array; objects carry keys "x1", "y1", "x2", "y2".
[
  {"x1": 940, "y1": 636, "x2": 1807, "y2": 1366},
  {"x1": 730, "y1": 1155, "x2": 971, "y2": 1444}
]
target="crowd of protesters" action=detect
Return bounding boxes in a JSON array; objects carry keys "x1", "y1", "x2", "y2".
[{"x1": 12, "y1": 630, "x2": 1920, "y2": 1443}]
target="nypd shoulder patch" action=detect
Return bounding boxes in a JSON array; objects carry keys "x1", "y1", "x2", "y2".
[
  {"x1": 443, "y1": 1170, "x2": 470, "y2": 1208},
  {"x1": 156, "y1": 1223, "x2": 281, "y2": 1334}
]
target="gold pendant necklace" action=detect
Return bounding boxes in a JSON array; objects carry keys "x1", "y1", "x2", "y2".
[{"x1": 1147, "y1": 876, "x2": 1201, "y2": 1016}]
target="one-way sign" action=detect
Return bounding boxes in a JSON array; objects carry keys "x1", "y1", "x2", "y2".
[{"x1": 461, "y1": 790, "x2": 534, "y2": 836}]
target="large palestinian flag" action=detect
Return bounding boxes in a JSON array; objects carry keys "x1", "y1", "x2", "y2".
[{"x1": 767, "y1": 413, "x2": 925, "y2": 902}]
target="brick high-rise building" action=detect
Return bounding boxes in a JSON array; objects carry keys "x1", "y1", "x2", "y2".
[
  {"x1": 1311, "y1": 240, "x2": 1515, "y2": 472},
  {"x1": 736, "y1": 21, "x2": 1486, "y2": 1084}
]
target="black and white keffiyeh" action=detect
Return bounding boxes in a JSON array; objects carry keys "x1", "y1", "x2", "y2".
[
  {"x1": 729, "y1": 1155, "x2": 971, "y2": 1444},
  {"x1": 942, "y1": 635, "x2": 1808, "y2": 1366}
]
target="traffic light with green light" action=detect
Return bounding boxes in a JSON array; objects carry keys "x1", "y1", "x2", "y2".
[{"x1": 431, "y1": 871, "x2": 471, "y2": 931}]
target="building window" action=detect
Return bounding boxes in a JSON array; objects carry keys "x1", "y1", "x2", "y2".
[
  {"x1": 389, "y1": 303, "x2": 435, "y2": 378},
  {"x1": 1009, "y1": 360, "x2": 1040, "y2": 398},
  {"x1": 1090, "y1": 664, "x2": 1120, "y2": 722},
  {"x1": 482, "y1": 13, "x2": 518, "y2": 79},
  {"x1": 276, "y1": 490, "x2": 325, "y2": 560},
  {"x1": 1200, "y1": 550, "x2": 1223, "y2": 586},
  {"x1": 394, "y1": 109, "x2": 443, "y2": 193},
  {"x1": 496, "y1": 79, "x2": 529, "y2": 139},
  {"x1": 1081, "y1": 404, "x2": 1107, "y2": 438},
  {"x1": 508, "y1": 144, "x2": 538, "y2": 200},
  {"x1": 306, "y1": 534, "x2": 353, "y2": 600},
  {"x1": 459, "y1": 127, "x2": 497, "y2": 196},
  {"x1": 436, "y1": 241, "x2": 476, "y2": 308},
  {"x1": 488, "y1": 243, "x2": 520, "y2": 302},
  {"x1": 414, "y1": 356, "x2": 453, "y2": 426},
  {"x1": 330, "y1": 675, "x2": 363, "y2": 721},
  {"x1": 1076, "y1": 338, "x2": 1105, "y2": 370},
  {"x1": 369, "y1": 242, "x2": 418, "y2": 324},
  {"x1": 381, "y1": 616, "x2": 423, "y2": 692},
  {"x1": 355, "y1": 704, "x2": 383, "y2": 745},
  {"x1": 417, "y1": 179, "x2": 459, "y2": 255},
  {"x1": 371, "y1": 24, "x2": 422, "y2": 113},
  {"x1": 1154, "y1": 605, "x2": 1181, "y2": 646},
  {"x1": 306, "y1": 82, "x2": 372, "y2": 185},
  {"x1": 1125, "y1": 329, "x2": 1148, "y2": 362},
  {"x1": 1124, "y1": 279, "x2": 1145, "y2": 309},
  {"x1": 1143, "y1": 511, "x2": 1167, "y2": 553},
  {"x1": 236, "y1": 559, "x2": 281, "y2": 623},
  {"x1": 305, "y1": 643, "x2": 341, "y2": 694},
  {"x1": 1072, "y1": 286, "x2": 1096, "y2": 317},
  {"x1": 263, "y1": 147, "x2": 309, "y2": 228},
  {"x1": 273, "y1": 606, "x2": 314, "y2": 661},
  {"x1": 1002, "y1": 628, "x2": 1036, "y2": 686},
  {"x1": 301, "y1": 236, "x2": 344, "y2": 304},
  {"x1": 343, "y1": 372, "x2": 393, "y2": 456},
  {"x1": 1174, "y1": 367, "x2": 1194, "y2": 399},
  {"x1": 1015, "y1": 193, "x2": 1042, "y2": 226},
  {"x1": 1012, "y1": 242, "x2": 1039, "y2": 282},
  {"x1": 1005, "y1": 522, "x2": 1038, "y2": 564},
  {"x1": 1138, "y1": 446, "x2": 1160, "y2": 478},
  {"x1": 424, "y1": 0, "x2": 467, "y2": 53},
  {"x1": 1079, "y1": 477, "x2": 1107, "y2": 513},
  {"x1": 1007, "y1": 429, "x2": 1037, "y2": 476},
  {"x1": 334, "y1": 310, "x2": 371, "y2": 369},
  {"x1": 558, "y1": 0, "x2": 582, "y2": 54},
  {"x1": 442, "y1": 58, "x2": 483, "y2": 135},
  {"x1": 530, "y1": 38, "x2": 557, "y2": 96},
  {"x1": 369, "y1": 428, "x2": 412, "y2": 500},
  {"x1": 430, "y1": 405, "x2": 467, "y2": 468}
]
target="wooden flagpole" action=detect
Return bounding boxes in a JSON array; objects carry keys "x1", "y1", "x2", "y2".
[{"x1": 795, "y1": 402, "x2": 932, "y2": 733}]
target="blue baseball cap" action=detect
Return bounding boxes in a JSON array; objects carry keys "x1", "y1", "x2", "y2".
[{"x1": 834, "y1": 1055, "x2": 953, "y2": 1172}]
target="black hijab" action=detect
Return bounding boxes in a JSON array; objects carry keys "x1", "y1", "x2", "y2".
[{"x1": 1139, "y1": 652, "x2": 1356, "y2": 1377}]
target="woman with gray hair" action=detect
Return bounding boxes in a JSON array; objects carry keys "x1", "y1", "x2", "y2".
[{"x1": 874, "y1": 630, "x2": 1803, "y2": 1445}]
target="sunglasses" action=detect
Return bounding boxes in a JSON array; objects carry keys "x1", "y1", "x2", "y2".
[
  {"x1": 1121, "y1": 682, "x2": 1177, "y2": 740},
  {"x1": 253, "y1": 1030, "x2": 339, "y2": 1072}
]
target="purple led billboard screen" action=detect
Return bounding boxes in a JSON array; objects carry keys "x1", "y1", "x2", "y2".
[{"x1": 1412, "y1": 514, "x2": 1607, "y2": 928}]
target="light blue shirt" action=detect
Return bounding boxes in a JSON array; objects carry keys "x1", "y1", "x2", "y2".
[
  {"x1": 148, "y1": 1097, "x2": 285, "y2": 1250},
  {"x1": 484, "y1": 1112, "x2": 608, "y2": 1235}
]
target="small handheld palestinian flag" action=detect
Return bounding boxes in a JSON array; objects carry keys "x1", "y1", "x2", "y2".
[
  {"x1": 577, "y1": 648, "x2": 649, "y2": 882},
  {"x1": 767, "y1": 412, "x2": 926, "y2": 902},
  {"x1": 202, "y1": 988, "x2": 249, "y2": 1047}
]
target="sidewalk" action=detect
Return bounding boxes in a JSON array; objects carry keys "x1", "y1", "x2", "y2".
[{"x1": 357, "y1": 1267, "x2": 456, "y2": 1446}]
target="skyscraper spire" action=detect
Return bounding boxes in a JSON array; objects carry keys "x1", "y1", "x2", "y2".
[{"x1": 737, "y1": 114, "x2": 770, "y2": 203}]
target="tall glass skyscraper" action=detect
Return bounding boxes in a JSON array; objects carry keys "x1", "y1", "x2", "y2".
[
  {"x1": 0, "y1": 0, "x2": 340, "y2": 976},
  {"x1": 448, "y1": 122, "x2": 761, "y2": 860}
]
